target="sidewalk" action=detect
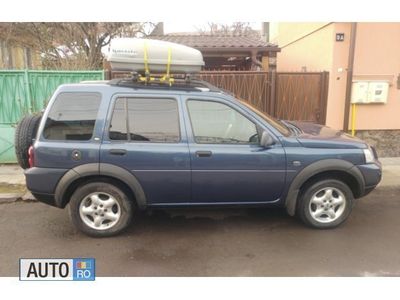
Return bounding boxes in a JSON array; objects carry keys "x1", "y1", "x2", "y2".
[
  {"x1": 0, "y1": 164, "x2": 31, "y2": 202},
  {"x1": 379, "y1": 157, "x2": 400, "y2": 188},
  {"x1": 1, "y1": 157, "x2": 399, "y2": 202}
]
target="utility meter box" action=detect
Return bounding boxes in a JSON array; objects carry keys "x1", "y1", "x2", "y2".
[{"x1": 351, "y1": 81, "x2": 389, "y2": 104}]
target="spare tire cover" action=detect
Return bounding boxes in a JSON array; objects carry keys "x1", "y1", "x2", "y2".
[{"x1": 14, "y1": 114, "x2": 42, "y2": 169}]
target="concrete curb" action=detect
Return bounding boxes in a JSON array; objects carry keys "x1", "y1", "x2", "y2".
[{"x1": 0, "y1": 191, "x2": 35, "y2": 204}]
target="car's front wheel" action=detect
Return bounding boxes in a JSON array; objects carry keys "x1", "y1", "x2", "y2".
[
  {"x1": 69, "y1": 182, "x2": 134, "y2": 237},
  {"x1": 297, "y1": 179, "x2": 354, "y2": 229}
]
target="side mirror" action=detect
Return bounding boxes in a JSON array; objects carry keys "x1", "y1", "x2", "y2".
[{"x1": 260, "y1": 131, "x2": 275, "y2": 148}]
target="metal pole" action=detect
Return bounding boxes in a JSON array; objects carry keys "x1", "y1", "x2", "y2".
[{"x1": 351, "y1": 103, "x2": 357, "y2": 136}]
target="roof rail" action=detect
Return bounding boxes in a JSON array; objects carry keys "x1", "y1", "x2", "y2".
[{"x1": 108, "y1": 74, "x2": 223, "y2": 93}]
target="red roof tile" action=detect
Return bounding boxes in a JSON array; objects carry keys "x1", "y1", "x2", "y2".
[{"x1": 148, "y1": 35, "x2": 279, "y2": 52}]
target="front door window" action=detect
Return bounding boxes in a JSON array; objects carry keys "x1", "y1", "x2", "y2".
[{"x1": 187, "y1": 100, "x2": 259, "y2": 144}]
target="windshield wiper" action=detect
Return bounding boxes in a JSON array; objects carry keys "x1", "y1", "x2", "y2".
[{"x1": 281, "y1": 120, "x2": 302, "y2": 135}]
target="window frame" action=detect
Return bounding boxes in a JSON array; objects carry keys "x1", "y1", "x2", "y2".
[
  {"x1": 41, "y1": 92, "x2": 102, "y2": 142},
  {"x1": 107, "y1": 96, "x2": 182, "y2": 144},
  {"x1": 186, "y1": 98, "x2": 262, "y2": 146}
]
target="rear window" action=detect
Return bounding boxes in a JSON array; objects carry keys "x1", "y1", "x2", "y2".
[
  {"x1": 43, "y1": 92, "x2": 101, "y2": 141},
  {"x1": 109, "y1": 97, "x2": 180, "y2": 143}
]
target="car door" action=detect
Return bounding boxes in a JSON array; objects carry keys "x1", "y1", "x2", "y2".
[
  {"x1": 183, "y1": 96, "x2": 286, "y2": 204},
  {"x1": 100, "y1": 94, "x2": 191, "y2": 205}
]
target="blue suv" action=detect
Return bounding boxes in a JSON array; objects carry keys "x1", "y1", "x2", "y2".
[{"x1": 22, "y1": 78, "x2": 382, "y2": 236}]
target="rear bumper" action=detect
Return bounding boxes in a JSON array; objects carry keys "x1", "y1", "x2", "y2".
[
  {"x1": 25, "y1": 167, "x2": 67, "y2": 207},
  {"x1": 31, "y1": 192, "x2": 57, "y2": 207},
  {"x1": 356, "y1": 161, "x2": 382, "y2": 196}
]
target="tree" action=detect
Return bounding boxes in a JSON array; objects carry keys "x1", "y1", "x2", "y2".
[
  {"x1": 196, "y1": 22, "x2": 260, "y2": 38},
  {"x1": 0, "y1": 22, "x2": 155, "y2": 70}
]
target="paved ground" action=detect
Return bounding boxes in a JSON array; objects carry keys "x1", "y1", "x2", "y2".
[
  {"x1": 0, "y1": 186, "x2": 399, "y2": 276},
  {"x1": 1, "y1": 159, "x2": 399, "y2": 276}
]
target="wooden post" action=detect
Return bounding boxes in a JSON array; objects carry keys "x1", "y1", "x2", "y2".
[{"x1": 269, "y1": 70, "x2": 277, "y2": 117}]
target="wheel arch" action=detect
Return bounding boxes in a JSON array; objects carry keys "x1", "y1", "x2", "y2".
[
  {"x1": 54, "y1": 163, "x2": 147, "y2": 209},
  {"x1": 285, "y1": 159, "x2": 365, "y2": 216}
]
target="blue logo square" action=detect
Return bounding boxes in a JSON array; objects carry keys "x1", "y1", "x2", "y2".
[{"x1": 73, "y1": 258, "x2": 95, "y2": 281}]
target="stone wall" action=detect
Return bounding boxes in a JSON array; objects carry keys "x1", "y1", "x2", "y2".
[{"x1": 355, "y1": 130, "x2": 400, "y2": 157}]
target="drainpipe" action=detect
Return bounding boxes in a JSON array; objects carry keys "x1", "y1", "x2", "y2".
[
  {"x1": 261, "y1": 22, "x2": 270, "y2": 43},
  {"x1": 343, "y1": 23, "x2": 357, "y2": 131}
]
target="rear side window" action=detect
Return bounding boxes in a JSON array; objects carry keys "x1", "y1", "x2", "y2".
[
  {"x1": 43, "y1": 93, "x2": 101, "y2": 141},
  {"x1": 109, "y1": 97, "x2": 180, "y2": 143}
]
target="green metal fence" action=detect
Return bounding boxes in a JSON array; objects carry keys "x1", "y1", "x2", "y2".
[{"x1": 0, "y1": 70, "x2": 104, "y2": 163}]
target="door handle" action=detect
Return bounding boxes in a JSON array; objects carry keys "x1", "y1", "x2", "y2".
[
  {"x1": 195, "y1": 150, "x2": 212, "y2": 158},
  {"x1": 109, "y1": 149, "x2": 127, "y2": 156}
]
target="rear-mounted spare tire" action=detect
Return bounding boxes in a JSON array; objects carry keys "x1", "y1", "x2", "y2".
[{"x1": 14, "y1": 114, "x2": 42, "y2": 169}]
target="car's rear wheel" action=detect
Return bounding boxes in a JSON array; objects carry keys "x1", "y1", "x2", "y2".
[
  {"x1": 69, "y1": 182, "x2": 134, "y2": 237},
  {"x1": 297, "y1": 179, "x2": 353, "y2": 229}
]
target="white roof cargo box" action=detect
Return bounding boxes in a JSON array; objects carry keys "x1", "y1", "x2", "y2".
[{"x1": 108, "y1": 38, "x2": 205, "y2": 74}]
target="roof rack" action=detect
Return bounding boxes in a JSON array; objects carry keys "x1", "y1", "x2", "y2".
[{"x1": 108, "y1": 73, "x2": 223, "y2": 93}]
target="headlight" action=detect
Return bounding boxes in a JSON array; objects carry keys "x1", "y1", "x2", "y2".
[{"x1": 363, "y1": 148, "x2": 375, "y2": 164}]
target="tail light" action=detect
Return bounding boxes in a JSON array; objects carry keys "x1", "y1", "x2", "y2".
[{"x1": 28, "y1": 145, "x2": 35, "y2": 168}]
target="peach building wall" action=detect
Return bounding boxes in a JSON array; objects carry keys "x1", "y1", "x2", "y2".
[
  {"x1": 352, "y1": 23, "x2": 400, "y2": 130},
  {"x1": 270, "y1": 22, "x2": 400, "y2": 131}
]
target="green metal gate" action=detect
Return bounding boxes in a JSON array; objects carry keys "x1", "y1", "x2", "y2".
[{"x1": 0, "y1": 70, "x2": 104, "y2": 163}]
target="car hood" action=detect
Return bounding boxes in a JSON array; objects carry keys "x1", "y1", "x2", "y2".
[{"x1": 286, "y1": 121, "x2": 367, "y2": 149}]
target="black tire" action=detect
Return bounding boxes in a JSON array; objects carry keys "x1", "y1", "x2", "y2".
[
  {"x1": 68, "y1": 182, "x2": 134, "y2": 237},
  {"x1": 297, "y1": 179, "x2": 354, "y2": 229},
  {"x1": 14, "y1": 114, "x2": 42, "y2": 169}
]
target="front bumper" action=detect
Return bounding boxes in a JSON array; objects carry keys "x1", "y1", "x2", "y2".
[{"x1": 356, "y1": 161, "x2": 382, "y2": 196}]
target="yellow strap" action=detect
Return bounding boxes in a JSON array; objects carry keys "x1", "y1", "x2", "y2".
[
  {"x1": 139, "y1": 42, "x2": 156, "y2": 83},
  {"x1": 143, "y1": 42, "x2": 149, "y2": 75},
  {"x1": 141, "y1": 43, "x2": 174, "y2": 85},
  {"x1": 166, "y1": 47, "x2": 172, "y2": 78},
  {"x1": 138, "y1": 74, "x2": 155, "y2": 82},
  {"x1": 160, "y1": 47, "x2": 174, "y2": 86}
]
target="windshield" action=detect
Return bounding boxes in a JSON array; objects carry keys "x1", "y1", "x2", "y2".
[{"x1": 238, "y1": 99, "x2": 291, "y2": 136}]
